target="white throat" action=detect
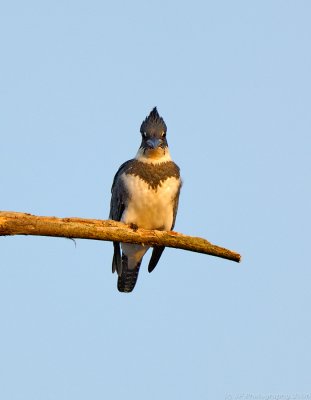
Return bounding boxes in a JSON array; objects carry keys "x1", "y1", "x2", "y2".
[{"x1": 135, "y1": 147, "x2": 172, "y2": 164}]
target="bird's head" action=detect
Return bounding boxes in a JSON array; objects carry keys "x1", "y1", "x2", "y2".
[{"x1": 139, "y1": 107, "x2": 168, "y2": 159}]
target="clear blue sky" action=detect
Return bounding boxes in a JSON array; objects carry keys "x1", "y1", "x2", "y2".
[{"x1": 0, "y1": 1, "x2": 310, "y2": 399}]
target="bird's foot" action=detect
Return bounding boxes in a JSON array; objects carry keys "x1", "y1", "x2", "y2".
[{"x1": 129, "y1": 223, "x2": 139, "y2": 231}]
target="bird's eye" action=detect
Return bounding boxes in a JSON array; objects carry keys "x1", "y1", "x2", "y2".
[
  {"x1": 161, "y1": 132, "x2": 166, "y2": 138},
  {"x1": 142, "y1": 132, "x2": 147, "y2": 138}
]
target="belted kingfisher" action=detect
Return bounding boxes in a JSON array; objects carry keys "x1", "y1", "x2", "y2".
[{"x1": 109, "y1": 107, "x2": 182, "y2": 292}]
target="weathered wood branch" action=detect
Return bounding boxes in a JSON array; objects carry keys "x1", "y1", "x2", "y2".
[{"x1": 0, "y1": 211, "x2": 241, "y2": 263}]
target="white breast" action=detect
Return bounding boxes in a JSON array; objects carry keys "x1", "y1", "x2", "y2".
[{"x1": 121, "y1": 173, "x2": 180, "y2": 231}]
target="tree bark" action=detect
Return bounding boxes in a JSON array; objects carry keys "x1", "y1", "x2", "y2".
[{"x1": 0, "y1": 211, "x2": 241, "y2": 263}]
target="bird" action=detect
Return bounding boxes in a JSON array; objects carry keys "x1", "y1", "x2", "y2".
[{"x1": 109, "y1": 107, "x2": 182, "y2": 292}]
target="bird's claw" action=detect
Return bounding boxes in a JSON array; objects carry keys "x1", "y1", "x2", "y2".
[{"x1": 129, "y1": 223, "x2": 139, "y2": 231}]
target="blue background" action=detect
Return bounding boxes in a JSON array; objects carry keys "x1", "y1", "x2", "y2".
[{"x1": 0, "y1": 1, "x2": 310, "y2": 399}]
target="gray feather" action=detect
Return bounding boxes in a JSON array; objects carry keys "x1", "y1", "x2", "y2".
[
  {"x1": 148, "y1": 246, "x2": 165, "y2": 273},
  {"x1": 109, "y1": 160, "x2": 133, "y2": 275}
]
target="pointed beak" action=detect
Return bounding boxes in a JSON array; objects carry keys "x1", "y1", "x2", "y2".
[{"x1": 146, "y1": 138, "x2": 161, "y2": 149}]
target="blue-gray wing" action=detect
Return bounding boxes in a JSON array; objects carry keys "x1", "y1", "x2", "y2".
[{"x1": 109, "y1": 160, "x2": 133, "y2": 275}]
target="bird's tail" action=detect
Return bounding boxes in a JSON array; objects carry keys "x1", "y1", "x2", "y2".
[{"x1": 117, "y1": 254, "x2": 141, "y2": 293}]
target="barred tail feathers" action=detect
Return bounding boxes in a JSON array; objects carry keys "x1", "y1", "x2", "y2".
[{"x1": 117, "y1": 254, "x2": 141, "y2": 293}]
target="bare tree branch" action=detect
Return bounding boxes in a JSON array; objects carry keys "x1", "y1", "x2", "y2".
[{"x1": 0, "y1": 211, "x2": 241, "y2": 263}]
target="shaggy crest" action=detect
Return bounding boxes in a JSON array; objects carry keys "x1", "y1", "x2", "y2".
[{"x1": 140, "y1": 107, "x2": 167, "y2": 135}]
